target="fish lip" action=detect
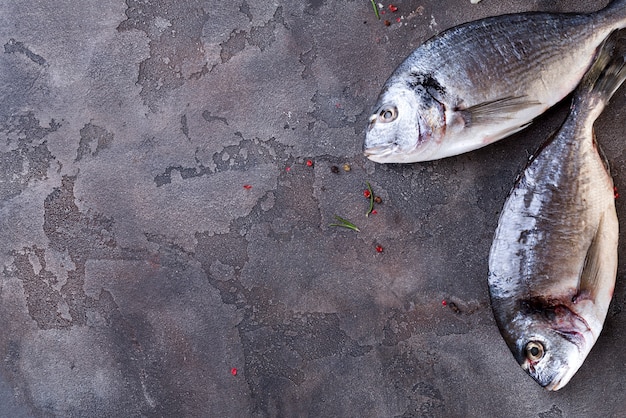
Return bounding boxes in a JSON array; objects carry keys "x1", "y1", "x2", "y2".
[
  {"x1": 535, "y1": 319, "x2": 591, "y2": 391},
  {"x1": 543, "y1": 370, "x2": 568, "y2": 391},
  {"x1": 542, "y1": 329, "x2": 591, "y2": 391},
  {"x1": 363, "y1": 144, "x2": 398, "y2": 158},
  {"x1": 543, "y1": 361, "x2": 581, "y2": 391},
  {"x1": 522, "y1": 357, "x2": 570, "y2": 391}
]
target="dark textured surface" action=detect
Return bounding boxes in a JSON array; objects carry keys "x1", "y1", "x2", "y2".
[{"x1": 1, "y1": 1, "x2": 626, "y2": 417}]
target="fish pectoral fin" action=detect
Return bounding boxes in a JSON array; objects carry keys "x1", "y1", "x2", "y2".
[
  {"x1": 483, "y1": 122, "x2": 533, "y2": 146},
  {"x1": 457, "y1": 96, "x2": 542, "y2": 127},
  {"x1": 578, "y1": 211, "x2": 618, "y2": 299}
]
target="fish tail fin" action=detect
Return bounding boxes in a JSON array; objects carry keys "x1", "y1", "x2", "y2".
[{"x1": 573, "y1": 30, "x2": 626, "y2": 116}]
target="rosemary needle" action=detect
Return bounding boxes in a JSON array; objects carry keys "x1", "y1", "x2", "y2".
[
  {"x1": 329, "y1": 215, "x2": 360, "y2": 232},
  {"x1": 370, "y1": 0, "x2": 380, "y2": 20}
]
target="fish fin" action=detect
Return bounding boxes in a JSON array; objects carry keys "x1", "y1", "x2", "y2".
[
  {"x1": 597, "y1": 0, "x2": 626, "y2": 29},
  {"x1": 457, "y1": 96, "x2": 542, "y2": 127},
  {"x1": 594, "y1": 131, "x2": 613, "y2": 176},
  {"x1": 578, "y1": 211, "x2": 617, "y2": 299},
  {"x1": 476, "y1": 121, "x2": 533, "y2": 148},
  {"x1": 573, "y1": 30, "x2": 626, "y2": 112}
]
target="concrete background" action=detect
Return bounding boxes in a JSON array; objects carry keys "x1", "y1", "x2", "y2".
[{"x1": 1, "y1": 0, "x2": 625, "y2": 416}]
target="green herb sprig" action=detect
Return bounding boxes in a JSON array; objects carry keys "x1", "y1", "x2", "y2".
[
  {"x1": 329, "y1": 215, "x2": 360, "y2": 232},
  {"x1": 370, "y1": 0, "x2": 380, "y2": 19}
]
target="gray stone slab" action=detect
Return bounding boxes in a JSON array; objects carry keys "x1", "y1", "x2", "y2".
[{"x1": 1, "y1": 0, "x2": 625, "y2": 416}]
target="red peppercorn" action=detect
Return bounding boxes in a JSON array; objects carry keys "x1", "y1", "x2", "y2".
[
  {"x1": 231, "y1": 368, "x2": 238, "y2": 376},
  {"x1": 243, "y1": 184, "x2": 252, "y2": 190},
  {"x1": 306, "y1": 159, "x2": 313, "y2": 167},
  {"x1": 389, "y1": 4, "x2": 398, "y2": 12},
  {"x1": 371, "y1": 209, "x2": 378, "y2": 215},
  {"x1": 441, "y1": 300, "x2": 447, "y2": 307},
  {"x1": 363, "y1": 189, "x2": 371, "y2": 198},
  {"x1": 376, "y1": 245, "x2": 383, "y2": 253},
  {"x1": 615, "y1": 186, "x2": 620, "y2": 199}
]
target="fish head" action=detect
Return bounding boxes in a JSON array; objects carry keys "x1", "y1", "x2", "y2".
[
  {"x1": 497, "y1": 301, "x2": 596, "y2": 391},
  {"x1": 514, "y1": 330, "x2": 587, "y2": 391},
  {"x1": 364, "y1": 80, "x2": 444, "y2": 163}
]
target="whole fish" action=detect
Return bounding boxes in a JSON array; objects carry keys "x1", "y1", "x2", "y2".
[
  {"x1": 488, "y1": 33, "x2": 624, "y2": 391},
  {"x1": 364, "y1": 0, "x2": 626, "y2": 163}
]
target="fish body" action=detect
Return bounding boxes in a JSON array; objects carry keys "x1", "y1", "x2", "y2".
[
  {"x1": 364, "y1": 0, "x2": 626, "y2": 163},
  {"x1": 488, "y1": 34, "x2": 624, "y2": 391}
]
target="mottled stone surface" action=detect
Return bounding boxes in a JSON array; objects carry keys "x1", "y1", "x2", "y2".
[{"x1": 1, "y1": 1, "x2": 625, "y2": 416}]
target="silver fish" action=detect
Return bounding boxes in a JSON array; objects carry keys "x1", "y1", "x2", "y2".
[
  {"x1": 364, "y1": 0, "x2": 626, "y2": 163},
  {"x1": 488, "y1": 33, "x2": 624, "y2": 391}
]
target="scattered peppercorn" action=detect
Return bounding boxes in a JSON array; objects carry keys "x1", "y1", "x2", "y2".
[
  {"x1": 331, "y1": 165, "x2": 340, "y2": 174},
  {"x1": 365, "y1": 181, "x2": 375, "y2": 217},
  {"x1": 306, "y1": 159, "x2": 313, "y2": 167},
  {"x1": 231, "y1": 368, "x2": 238, "y2": 376},
  {"x1": 374, "y1": 196, "x2": 382, "y2": 204},
  {"x1": 389, "y1": 4, "x2": 398, "y2": 12},
  {"x1": 376, "y1": 245, "x2": 384, "y2": 253},
  {"x1": 384, "y1": 19, "x2": 391, "y2": 26},
  {"x1": 448, "y1": 302, "x2": 461, "y2": 314},
  {"x1": 343, "y1": 163, "x2": 351, "y2": 172},
  {"x1": 243, "y1": 184, "x2": 252, "y2": 190}
]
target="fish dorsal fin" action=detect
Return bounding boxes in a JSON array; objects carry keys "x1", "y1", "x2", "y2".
[{"x1": 457, "y1": 96, "x2": 542, "y2": 127}]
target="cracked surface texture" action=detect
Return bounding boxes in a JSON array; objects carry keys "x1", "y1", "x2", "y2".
[{"x1": 1, "y1": 1, "x2": 626, "y2": 416}]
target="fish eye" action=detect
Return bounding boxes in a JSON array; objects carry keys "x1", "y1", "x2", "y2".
[
  {"x1": 525, "y1": 341, "x2": 545, "y2": 362},
  {"x1": 378, "y1": 106, "x2": 398, "y2": 122}
]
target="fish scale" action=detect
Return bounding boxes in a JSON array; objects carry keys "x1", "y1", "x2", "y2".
[
  {"x1": 427, "y1": 16, "x2": 598, "y2": 102},
  {"x1": 364, "y1": 0, "x2": 626, "y2": 163}
]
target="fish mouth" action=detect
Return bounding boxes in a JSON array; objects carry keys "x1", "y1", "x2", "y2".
[
  {"x1": 522, "y1": 349, "x2": 578, "y2": 391},
  {"x1": 540, "y1": 328, "x2": 591, "y2": 391},
  {"x1": 522, "y1": 360, "x2": 568, "y2": 391},
  {"x1": 541, "y1": 326, "x2": 593, "y2": 391},
  {"x1": 363, "y1": 144, "x2": 398, "y2": 160},
  {"x1": 543, "y1": 359, "x2": 584, "y2": 392},
  {"x1": 544, "y1": 368, "x2": 570, "y2": 391}
]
